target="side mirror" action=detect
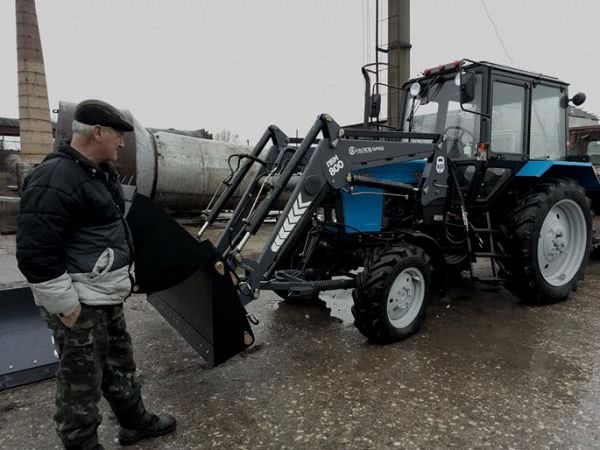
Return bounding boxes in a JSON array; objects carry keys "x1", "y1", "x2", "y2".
[
  {"x1": 460, "y1": 72, "x2": 475, "y2": 104},
  {"x1": 369, "y1": 93, "x2": 381, "y2": 118},
  {"x1": 571, "y1": 92, "x2": 586, "y2": 107}
]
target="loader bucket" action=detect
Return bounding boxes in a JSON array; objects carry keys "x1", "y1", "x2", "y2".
[
  {"x1": 0, "y1": 287, "x2": 59, "y2": 390},
  {"x1": 126, "y1": 193, "x2": 254, "y2": 367}
]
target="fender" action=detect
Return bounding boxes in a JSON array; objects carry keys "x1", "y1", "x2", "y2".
[{"x1": 516, "y1": 161, "x2": 599, "y2": 190}]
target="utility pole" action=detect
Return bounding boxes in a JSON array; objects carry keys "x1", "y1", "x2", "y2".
[
  {"x1": 15, "y1": 0, "x2": 53, "y2": 187},
  {"x1": 386, "y1": 0, "x2": 410, "y2": 129}
]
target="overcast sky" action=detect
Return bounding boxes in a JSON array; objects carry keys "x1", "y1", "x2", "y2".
[{"x1": 1, "y1": 0, "x2": 598, "y2": 144}]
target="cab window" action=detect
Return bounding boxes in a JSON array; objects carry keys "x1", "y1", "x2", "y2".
[
  {"x1": 530, "y1": 85, "x2": 566, "y2": 160},
  {"x1": 491, "y1": 82, "x2": 525, "y2": 154}
]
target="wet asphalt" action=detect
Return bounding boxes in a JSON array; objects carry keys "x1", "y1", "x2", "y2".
[{"x1": 2, "y1": 229, "x2": 600, "y2": 449}]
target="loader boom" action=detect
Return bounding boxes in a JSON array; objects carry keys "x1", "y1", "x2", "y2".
[{"x1": 212, "y1": 114, "x2": 440, "y2": 303}]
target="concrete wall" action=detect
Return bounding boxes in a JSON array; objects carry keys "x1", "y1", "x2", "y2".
[
  {"x1": 0, "y1": 151, "x2": 19, "y2": 196},
  {"x1": 0, "y1": 196, "x2": 19, "y2": 234}
]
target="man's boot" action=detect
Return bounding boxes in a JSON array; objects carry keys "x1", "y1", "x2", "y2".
[
  {"x1": 110, "y1": 397, "x2": 177, "y2": 446},
  {"x1": 118, "y1": 414, "x2": 177, "y2": 446}
]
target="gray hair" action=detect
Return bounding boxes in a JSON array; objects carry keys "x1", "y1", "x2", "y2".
[{"x1": 71, "y1": 120, "x2": 95, "y2": 137}]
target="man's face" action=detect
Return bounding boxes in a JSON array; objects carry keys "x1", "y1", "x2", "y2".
[{"x1": 96, "y1": 126, "x2": 125, "y2": 162}]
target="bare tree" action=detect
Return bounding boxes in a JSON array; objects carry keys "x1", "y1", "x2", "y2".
[{"x1": 213, "y1": 129, "x2": 242, "y2": 145}]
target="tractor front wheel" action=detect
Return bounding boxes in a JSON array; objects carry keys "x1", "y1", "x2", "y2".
[{"x1": 352, "y1": 244, "x2": 431, "y2": 343}]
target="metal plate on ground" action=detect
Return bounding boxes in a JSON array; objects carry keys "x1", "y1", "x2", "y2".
[{"x1": 0, "y1": 287, "x2": 58, "y2": 390}]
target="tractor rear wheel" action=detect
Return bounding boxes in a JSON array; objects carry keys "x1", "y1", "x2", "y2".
[
  {"x1": 352, "y1": 244, "x2": 431, "y2": 343},
  {"x1": 503, "y1": 179, "x2": 592, "y2": 304}
]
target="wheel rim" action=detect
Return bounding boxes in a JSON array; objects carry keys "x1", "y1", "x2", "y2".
[
  {"x1": 386, "y1": 267, "x2": 425, "y2": 328},
  {"x1": 537, "y1": 199, "x2": 587, "y2": 287}
]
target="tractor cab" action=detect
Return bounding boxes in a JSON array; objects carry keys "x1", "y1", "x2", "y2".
[
  {"x1": 400, "y1": 60, "x2": 575, "y2": 161},
  {"x1": 398, "y1": 59, "x2": 586, "y2": 203}
]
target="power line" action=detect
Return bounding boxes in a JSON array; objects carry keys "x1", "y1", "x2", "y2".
[
  {"x1": 379, "y1": 14, "x2": 399, "y2": 22},
  {"x1": 480, "y1": 0, "x2": 514, "y2": 65}
]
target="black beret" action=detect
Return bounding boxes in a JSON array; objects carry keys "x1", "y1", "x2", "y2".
[{"x1": 74, "y1": 99, "x2": 134, "y2": 132}]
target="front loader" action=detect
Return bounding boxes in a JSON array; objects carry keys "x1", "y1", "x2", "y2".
[
  {"x1": 127, "y1": 59, "x2": 597, "y2": 366},
  {"x1": 127, "y1": 112, "x2": 451, "y2": 362}
]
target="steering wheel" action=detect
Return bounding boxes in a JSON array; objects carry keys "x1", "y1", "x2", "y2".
[{"x1": 444, "y1": 126, "x2": 475, "y2": 158}]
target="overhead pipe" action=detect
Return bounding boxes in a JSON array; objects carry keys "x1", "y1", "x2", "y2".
[{"x1": 53, "y1": 102, "x2": 296, "y2": 213}]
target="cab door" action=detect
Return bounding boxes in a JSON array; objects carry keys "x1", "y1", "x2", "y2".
[
  {"x1": 472, "y1": 74, "x2": 530, "y2": 203},
  {"x1": 488, "y1": 75, "x2": 530, "y2": 160}
]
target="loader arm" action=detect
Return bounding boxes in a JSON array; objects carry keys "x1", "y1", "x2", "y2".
[
  {"x1": 214, "y1": 130, "x2": 292, "y2": 254},
  {"x1": 231, "y1": 117, "x2": 440, "y2": 303},
  {"x1": 197, "y1": 125, "x2": 289, "y2": 246},
  {"x1": 223, "y1": 116, "x2": 332, "y2": 259}
]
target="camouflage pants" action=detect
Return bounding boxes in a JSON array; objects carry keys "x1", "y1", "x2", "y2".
[{"x1": 42, "y1": 304, "x2": 142, "y2": 448}]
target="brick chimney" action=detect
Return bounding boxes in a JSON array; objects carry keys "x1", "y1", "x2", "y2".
[{"x1": 15, "y1": 0, "x2": 53, "y2": 167}]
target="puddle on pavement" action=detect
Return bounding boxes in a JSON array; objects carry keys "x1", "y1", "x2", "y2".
[
  {"x1": 267, "y1": 290, "x2": 355, "y2": 326},
  {"x1": 318, "y1": 290, "x2": 355, "y2": 324}
]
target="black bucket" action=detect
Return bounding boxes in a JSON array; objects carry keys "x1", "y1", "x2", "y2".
[{"x1": 126, "y1": 194, "x2": 254, "y2": 367}]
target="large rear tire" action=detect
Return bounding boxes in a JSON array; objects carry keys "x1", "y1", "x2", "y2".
[
  {"x1": 352, "y1": 244, "x2": 431, "y2": 343},
  {"x1": 503, "y1": 179, "x2": 592, "y2": 304}
]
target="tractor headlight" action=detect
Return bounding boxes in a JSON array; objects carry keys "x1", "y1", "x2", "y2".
[{"x1": 410, "y1": 82, "x2": 421, "y2": 98}]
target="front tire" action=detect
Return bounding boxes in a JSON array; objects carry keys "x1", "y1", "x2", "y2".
[
  {"x1": 503, "y1": 179, "x2": 592, "y2": 304},
  {"x1": 352, "y1": 244, "x2": 431, "y2": 343}
]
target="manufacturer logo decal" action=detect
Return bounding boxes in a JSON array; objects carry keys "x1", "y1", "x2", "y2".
[
  {"x1": 326, "y1": 154, "x2": 345, "y2": 176},
  {"x1": 435, "y1": 156, "x2": 445, "y2": 174},
  {"x1": 348, "y1": 145, "x2": 384, "y2": 156},
  {"x1": 271, "y1": 193, "x2": 312, "y2": 252}
]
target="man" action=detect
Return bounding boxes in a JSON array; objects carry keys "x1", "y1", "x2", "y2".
[{"x1": 16, "y1": 99, "x2": 176, "y2": 450}]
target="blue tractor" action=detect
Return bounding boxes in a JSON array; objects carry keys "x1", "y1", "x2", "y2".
[{"x1": 127, "y1": 60, "x2": 597, "y2": 365}]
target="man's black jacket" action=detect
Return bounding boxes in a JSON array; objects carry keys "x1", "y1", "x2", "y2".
[{"x1": 16, "y1": 144, "x2": 133, "y2": 315}]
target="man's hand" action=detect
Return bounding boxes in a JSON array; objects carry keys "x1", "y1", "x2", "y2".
[{"x1": 59, "y1": 304, "x2": 82, "y2": 328}]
